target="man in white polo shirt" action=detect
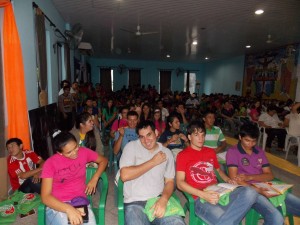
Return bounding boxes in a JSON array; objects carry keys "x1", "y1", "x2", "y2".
[
  {"x1": 258, "y1": 105, "x2": 287, "y2": 152},
  {"x1": 119, "y1": 120, "x2": 185, "y2": 225}
]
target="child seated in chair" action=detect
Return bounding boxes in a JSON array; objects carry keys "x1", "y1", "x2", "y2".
[
  {"x1": 6, "y1": 138, "x2": 44, "y2": 194},
  {"x1": 41, "y1": 131, "x2": 107, "y2": 225},
  {"x1": 226, "y1": 123, "x2": 300, "y2": 222}
]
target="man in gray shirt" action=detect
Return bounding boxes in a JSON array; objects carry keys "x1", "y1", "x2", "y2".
[{"x1": 119, "y1": 120, "x2": 185, "y2": 225}]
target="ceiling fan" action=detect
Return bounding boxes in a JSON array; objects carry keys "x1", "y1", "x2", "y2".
[
  {"x1": 120, "y1": 24, "x2": 159, "y2": 36},
  {"x1": 64, "y1": 23, "x2": 84, "y2": 49}
]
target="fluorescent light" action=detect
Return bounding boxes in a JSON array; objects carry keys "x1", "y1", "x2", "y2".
[
  {"x1": 246, "y1": 45, "x2": 251, "y2": 48},
  {"x1": 192, "y1": 41, "x2": 198, "y2": 45},
  {"x1": 255, "y1": 9, "x2": 264, "y2": 15}
]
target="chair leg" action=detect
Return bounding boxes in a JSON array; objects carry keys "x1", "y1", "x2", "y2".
[
  {"x1": 262, "y1": 133, "x2": 267, "y2": 151},
  {"x1": 285, "y1": 141, "x2": 291, "y2": 160},
  {"x1": 108, "y1": 141, "x2": 114, "y2": 173},
  {"x1": 288, "y1": 213, "x2": 294, "y2": 225}
]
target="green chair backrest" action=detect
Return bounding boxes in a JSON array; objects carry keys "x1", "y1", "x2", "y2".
[{"x1": 38, "y1": 167, "x2": 108, "y2": 225}]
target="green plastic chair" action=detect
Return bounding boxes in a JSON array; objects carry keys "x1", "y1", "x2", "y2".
[
  {"x1": 244, "y1": 179, "x2": 294, "y2": 225},
  {"x1": 117, "y1": 178, "x2": 125, "y2": 225},
  {"x1": 117, "y1": 178, "x2": 183, "y2": 225},
  {"x1": 245, "y1": 205, "x2": 294, "y2": 225},
  {"x1": 182, "y1": 169, "x2": 226, "y2": 225},
  {"x1": 37, "y1": 167, "x2": 108, "y2": 225}
]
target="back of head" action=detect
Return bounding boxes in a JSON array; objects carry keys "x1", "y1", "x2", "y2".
[{"x1": 239, "y1": 123, "x2": 259, "y2": 139}]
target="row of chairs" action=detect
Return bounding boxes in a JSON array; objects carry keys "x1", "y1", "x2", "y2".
[
  {"x1": 37, "y1": 168, "x2": 294, "y2": 225},
  {"x1": 117, "y1": 169, "x2": 294, "y2": 225},
  {"x1": 257, "y1": 125, "x2": 300, "y2": 166}
]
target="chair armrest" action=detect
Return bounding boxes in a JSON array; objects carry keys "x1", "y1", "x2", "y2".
[
  {"x1": 98, "y1": 172, "x2": 108, "y2": 210},
  {"x1": 214, "y1": 168, "x2": 225, "y2": 183},
  {"x1": 117, "y1": 178, "x2": 125, "y2": 225},
  {"x1": 182, "y1": 191, "x2": 195, "y2": 213},
  {"x1": 37, "y1": 203, "x2": 46, "y2": 225}
]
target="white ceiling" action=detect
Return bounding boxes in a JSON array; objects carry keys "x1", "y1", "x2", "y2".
[{"x1": 51, "y1": 0, "x2": 300, "y2": 62}]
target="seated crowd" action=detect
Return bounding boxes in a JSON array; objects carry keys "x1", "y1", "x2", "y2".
[{"x1": 5, "y1": 80, "x2": 300, "y2": 224}]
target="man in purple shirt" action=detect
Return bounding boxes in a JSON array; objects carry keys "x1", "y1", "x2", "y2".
[{"x1": 226, "y1": 123, "x2": 300, "y2": 224}]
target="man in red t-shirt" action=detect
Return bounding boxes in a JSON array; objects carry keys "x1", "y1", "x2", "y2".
[
  {"x1": 6, "y1": 138, "x2": 44, "y2": 194},
  {"x1": 176, "y1": 121, "x2": 258, "y2": 225}
]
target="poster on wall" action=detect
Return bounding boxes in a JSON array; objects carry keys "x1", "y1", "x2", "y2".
[{"x1": 243, "y1": 44, "x2": 299, "y2": 100}]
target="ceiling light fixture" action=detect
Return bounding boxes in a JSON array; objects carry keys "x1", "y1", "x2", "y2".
[
  {"x1": 255, "y1": 9, "x2": 264, "y2": 15},
  {"x1": 205, "y1": 57, "x2": 209, "y2": 60},
  {"x1": 192, "y1": 41, "x2": 198, "y2": 45},
  {"x1": 166, "y1": 54, "x2": 170, "y2": 58},
  {"x1": 246, "y1": 45, "x2": 251, "y2": 48}
]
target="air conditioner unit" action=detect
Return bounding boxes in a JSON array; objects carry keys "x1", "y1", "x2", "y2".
[
  {"x1": 78, "y1": 42, "x2": 93, "y2": 50},
  {"x1": 78, "y1": 42, "x2": 93, "y2": 55}
]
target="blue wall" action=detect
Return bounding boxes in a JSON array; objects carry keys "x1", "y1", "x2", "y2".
[
  {"x1": 203, "y1": 55, "x2": 245, "y2": 96},
  {"x1": 87, "y1": 56, "x2": 245, "y2": 96},
  {"x1": 88, "y1": 58, "x2": 206, "y2": 94},
  {"x1": 13, "y1": 0, "x2": 246, "y2": 111},
  {"x1": 14, "y1": 0, "x2": 66, "y2": 110}
]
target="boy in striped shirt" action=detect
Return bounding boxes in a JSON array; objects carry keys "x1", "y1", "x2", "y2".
[{"x1": 203, "y1": 110, "x2": 227, "y2": 153}]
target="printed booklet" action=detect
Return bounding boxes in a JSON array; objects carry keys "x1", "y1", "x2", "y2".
[
  {"x1": 204, "y1": 183, "x2": 241, "y2": 196},
  {"x1": 252, "y1": 181, "x2": 293, "y2": 196}
]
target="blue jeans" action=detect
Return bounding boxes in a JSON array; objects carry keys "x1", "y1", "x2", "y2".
[
  {"x1": 19, "y1": 177, "x2": 41, "y2": 194},
  {"x1": 124, "y1": 201, "x2": 186, "y2": 225},
  {"x1": 46, "y1": 205, "x2": 96, "y2": 225},
  {"x1": 286, "y1": 192, "x2": 300, "y2": 216},
  {"x1": 195, "y1": 186, "x2": 258, "y2": 225},
  {"x1": 252, "y1": 194, "x2": 284, "y2": 225}
]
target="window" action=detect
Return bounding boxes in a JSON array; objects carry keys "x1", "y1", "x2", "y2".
[
  {"x1": 184, "y1": 72, "x2": 196, "y2": 93},
  {"x1": 111, "y1": 69, "x2": 114, "y2": 91}
]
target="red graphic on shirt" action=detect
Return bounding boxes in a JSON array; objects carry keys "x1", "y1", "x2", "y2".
[{"x1": 190, "y1": 161, "x2": 215, "y2": 184}]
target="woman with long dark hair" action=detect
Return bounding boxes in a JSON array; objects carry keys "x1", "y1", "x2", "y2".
[
  {"x1": 158, "y1": 114, "x2": 189, "y2": 159},
  {"x1": 139, "y1": 102, "x2": 152, "y2": 122},
  {"x1": 41, "y1": 131, "x2": 107, "y2": 225}
]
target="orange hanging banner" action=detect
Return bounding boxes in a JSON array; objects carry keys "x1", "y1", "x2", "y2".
[{"x1": 1, "y1": 2, "x2": 31, "y2": 149}]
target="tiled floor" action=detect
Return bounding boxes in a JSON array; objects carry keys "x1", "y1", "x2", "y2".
[{"x1": 12, "y1": 144, "x2": 300, "y2": 225}]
